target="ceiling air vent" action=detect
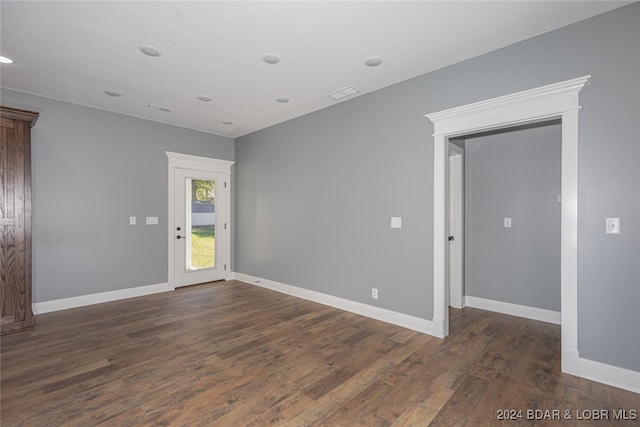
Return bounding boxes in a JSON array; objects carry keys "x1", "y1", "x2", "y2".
[{"x1": 327, "y1": 86, "x2": 360, "y2": 101}]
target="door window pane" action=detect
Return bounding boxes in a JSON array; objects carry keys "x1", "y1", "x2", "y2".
[{"x1": 187, "y1": 179, "x2": 215, "y2": 270}]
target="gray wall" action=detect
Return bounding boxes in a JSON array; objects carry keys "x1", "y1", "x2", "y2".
[
  {"x1": 234, "y1": 97, "x2": 433, "y2": 318},
  {"x1": 464, "y1": 123, "x2": 561, "y2": 311},
  {"x1": 235, "y1": 3, "x2": 639, "y2": 372},
  {"x1": 0, "y1": 89, "x2": 234, "y2": 302}
]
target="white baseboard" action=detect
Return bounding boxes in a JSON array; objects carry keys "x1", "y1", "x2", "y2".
[
  {"x1": 465, "y1": 295, "x2": 561, "y2": 325},
  {"x1": 32, "y1": 282, "x2": 171, "y2": 314},
  {"x1": 579, "y1": 357, "x2": 640, "y2": 395},
  {"x1": 233, "y1": 272, "x2": 437, "y2": 336}
]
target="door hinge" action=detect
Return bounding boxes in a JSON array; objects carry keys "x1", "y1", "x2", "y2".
[
  {"x1": 224, "y1": 223, "x2": 227, "y2": 230},
  {"x1": 224, "y1": 181, "x2": 227, "y2": 188},
  {"x1": 224, "y1": 264, "x2": 227, "y2": 271}
]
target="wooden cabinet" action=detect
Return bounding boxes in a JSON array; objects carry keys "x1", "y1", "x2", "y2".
[{"x1": 0, "y1": 106, "x2": 38, "y2": 334}]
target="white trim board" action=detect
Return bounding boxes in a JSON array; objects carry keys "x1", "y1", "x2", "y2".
[
  {"x1": 579, "y1": 358, "x2": 640, "y2": 395},
  {"x1": 464, "y1": 296, "x2": 561, "y2": 325},
  {"x1": 234, "y1": 273, "x2": 437, "y2": 335},
  {"x1": 426, "y1": 75, "x2": 590, "y2": 375},
  {"x1": 32, "y1": 283, "x2": 170, "y2": 314}
]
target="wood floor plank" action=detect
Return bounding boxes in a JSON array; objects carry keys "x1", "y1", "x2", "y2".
[
  {"x1": 428, "y1": 375, "x2": 489, "y2": 426},
  {"x1": 1, "y1": 281, "x2": 638, "y2": 426}
]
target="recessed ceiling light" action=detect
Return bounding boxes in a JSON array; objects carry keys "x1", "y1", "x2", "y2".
[
  {"x1": 197, "y1": 95, "x2": 212, "y2": 102},
  {"x1": 222, "y1": 120, "x2": 234, "y2": 125},
  {"x1": 328, "y1": 86, "x2": 361, "y2": 101},
  {"x1": 275, "y1": 97, "x2": 290, "y2": 103},
  {"x1": 0, "y1": 55, "x2": 15, "y2": 64},
  {"x1": 147, "y1": 104, "x2": 171, "y2": 112},
  {"x1": 364, "y1": 56, "x2": 383, "y2": 67},
  {"x1": 104, "y1": 90, "x2": 123, "y2": 97},
  {"x1": 262, "y1": 53, "x2": 282, "y2": 64},
  {"x1": 139, "y1": 45, "x2": 162, "y2": 57}
]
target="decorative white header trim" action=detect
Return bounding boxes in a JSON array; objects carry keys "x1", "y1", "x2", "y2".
[
  {"x1": 166, "y1": 151, "x2": 235, "y2": 173},
  {"x1": 426, "y1": 76, "x2": 590, "y2": 137},
  {"x1": 234, "y1": 273, "x2": 437, "y2": 336}
]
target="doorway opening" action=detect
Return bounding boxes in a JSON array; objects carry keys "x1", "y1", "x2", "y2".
[
  {"x1": 446, "y1": 121, "x2": 562, "y2": 323},
  {"x1": 427, "y1": 76, "x2": 590, "y2": 376}
]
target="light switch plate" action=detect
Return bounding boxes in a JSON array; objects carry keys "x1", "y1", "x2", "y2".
[
  {"x1": 391, "y1": 217, "x2": 402, "y2": 229},
  {"x1": 504, "y1": 217, "x2": 512, "y2": 228},
  {"x1": 129, "y1": 216, "x2": 136, "y2": 225},
  {"x1": 146, "y1": 216, "x2": 159, "y2": 225},
  {"x1": 606, "y1": 217, "x2": 620, "y2": 234}
]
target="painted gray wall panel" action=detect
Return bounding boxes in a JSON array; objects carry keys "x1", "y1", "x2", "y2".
[
  {"x1": 0, "y1": 89, "x2": 234, "y2": 302},
  {"x1": 464, "y1": 124, "x2": 561, "y2": 311},
  {"x1": 235, "y1": 97, "x2": 434, "y2": 318},
  {"x1": 235, "y1": 3, "x2": 639, "y2": 371}
]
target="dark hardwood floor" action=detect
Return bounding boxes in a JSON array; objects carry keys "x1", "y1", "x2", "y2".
[{"x1": 1, "y1": 281, "x2": 638, "y2": 426}]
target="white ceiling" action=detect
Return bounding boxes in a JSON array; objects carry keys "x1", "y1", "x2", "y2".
[{"x1": 0, "y1": 1, "x2": 632, "y2": 138}]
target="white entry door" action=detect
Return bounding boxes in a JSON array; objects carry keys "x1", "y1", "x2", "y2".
[{"x1": 168, "y1": 153, "x2": 234, "y2": 289}]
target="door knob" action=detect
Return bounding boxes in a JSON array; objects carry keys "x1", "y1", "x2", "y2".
[
  {"x1": 176, "y1": 235, "x2": 185, "y2": 239},
  {"x1": 448, "y1": 236, "x2": 455, "y2": 241}
]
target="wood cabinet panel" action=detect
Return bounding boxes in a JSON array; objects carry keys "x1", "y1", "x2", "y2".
[{"x1": 0, "y1": 106, "x2": 38, "y2": 334}]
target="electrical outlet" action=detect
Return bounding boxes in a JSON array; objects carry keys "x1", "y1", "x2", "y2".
[{"x1": 372, "y1": 288, "x2": 379, "y2": 300}]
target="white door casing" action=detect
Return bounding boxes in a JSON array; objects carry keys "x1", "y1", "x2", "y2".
[
  {"x1": 426, "y1": 75, "x2": 590, "y2": 376},
  {"x1": 167, "y1": 152, "x2": 234, "y2": 289}
]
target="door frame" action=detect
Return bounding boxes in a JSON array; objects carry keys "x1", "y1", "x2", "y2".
[
  {"x1": 426, "y1": 75, "x2": 590, "y2": 376},
  {"x1": 167, "y1": 152, "x2": 235, "y2": 290},
  {"x1": 448, "y1": 143, "x2": 464, "y2": 309}
]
